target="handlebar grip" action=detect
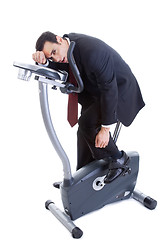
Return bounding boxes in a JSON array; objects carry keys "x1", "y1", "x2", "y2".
[{"x1": 67, "y1": 41, "x2": 84, "y2": 93}]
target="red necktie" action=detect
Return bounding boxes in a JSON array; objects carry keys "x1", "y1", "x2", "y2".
[{"x1": 67, "y1": 67, "x2": 78, "y2": 127}]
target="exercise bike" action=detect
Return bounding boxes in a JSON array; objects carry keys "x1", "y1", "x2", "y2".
[{"x1": 13, "y1": 41, "x2": 157, "y2": 239}]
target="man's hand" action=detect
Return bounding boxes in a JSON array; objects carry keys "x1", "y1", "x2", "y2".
[
  {"x1": 32, "y1": 51, "x2": 47, "y2": 64},
  {"x1": 95, "y1": 127, "x2": 110, "y2": 148}
]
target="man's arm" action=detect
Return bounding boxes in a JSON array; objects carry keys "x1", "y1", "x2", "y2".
[
  {"x1": 87, "y1": 51, "x2": 118, "y2": 126},
  {"x1": 32, "y1": 51, "x2": 69, "y2": 72},
  {"x1": 87, "y1": 53, "x2": 118, "y2": 148}
]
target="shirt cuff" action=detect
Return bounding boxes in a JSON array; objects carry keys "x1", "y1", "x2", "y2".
[
  {"x1": 38, "y1": 60, "x2": 49, "y2": 67},
  {"x1": 101, "y1": 124, "x2": 113, "y2": 129}
]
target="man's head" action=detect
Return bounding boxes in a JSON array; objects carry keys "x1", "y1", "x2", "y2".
[{"x1": 36, "y1": 31, "x2": 69, "y2": 63}]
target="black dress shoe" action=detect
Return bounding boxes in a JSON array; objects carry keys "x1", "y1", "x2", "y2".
[{"x1": 104, "y1": 151, "x2": 130, "y2": 184}]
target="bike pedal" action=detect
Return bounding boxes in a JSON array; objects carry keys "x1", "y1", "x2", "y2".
[{"x1": 122, "y1": 167, "x2": 132, "y2": 176}]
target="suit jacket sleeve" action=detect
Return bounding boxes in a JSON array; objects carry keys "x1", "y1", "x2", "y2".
[
  {"x1": 47, "y1": 60, "x2": 69, "y2": 72},
  {"x1": 88, "y1": 53, "x2": 118, "y2": 125}
]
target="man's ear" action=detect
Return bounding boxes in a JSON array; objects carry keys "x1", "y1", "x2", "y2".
[{"x1": 56, "y1": 35, "x2": 62, "y2": 44}]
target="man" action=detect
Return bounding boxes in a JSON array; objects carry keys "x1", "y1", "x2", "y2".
[{"x1": 32, "y1": 32, "x2": 145, "y2": 183}]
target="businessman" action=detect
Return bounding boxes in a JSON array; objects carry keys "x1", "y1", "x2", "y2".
[{"x1": 32, "y1": 32, "x2": 145, "y2": 183}]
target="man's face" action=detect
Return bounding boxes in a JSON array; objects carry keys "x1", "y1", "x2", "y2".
[{"x1": 43, "y1": 36, "x2": 69, "y2": 63}]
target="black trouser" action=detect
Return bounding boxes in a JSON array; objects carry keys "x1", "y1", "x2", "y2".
[{"x1": 77, "y1": 99, "x2": 121, "y2": 170}]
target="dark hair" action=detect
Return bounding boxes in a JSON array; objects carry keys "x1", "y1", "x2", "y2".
[{"x1": 36, "y1": 31, "x2": 58, "y2": 51}]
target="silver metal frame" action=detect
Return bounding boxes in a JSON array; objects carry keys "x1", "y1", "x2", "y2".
[
  {"x1": 113, "y1": 121, "x2": 122, "y2": 144},
  {"x1": 39, "y1": 81, "x2": 73, "y2": 181},
  {"x1": 46, "y1": 201, "x2": 79, "y2": 236}
]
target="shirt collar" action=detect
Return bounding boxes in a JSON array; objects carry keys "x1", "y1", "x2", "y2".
[{"x1": 65, "y1": 37, "x2": 70, "y2": 45}]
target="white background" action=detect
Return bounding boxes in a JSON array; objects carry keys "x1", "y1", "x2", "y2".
[{"x1": 1, "y1": 0, "x2": 160, "y2": 239}]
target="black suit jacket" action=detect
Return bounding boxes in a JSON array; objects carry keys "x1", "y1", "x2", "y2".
[{"x1": 49, "y1": 33, "x2": 145, "y2": 127}]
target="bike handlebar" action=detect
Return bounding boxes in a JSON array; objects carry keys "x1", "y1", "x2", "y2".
[{"x1": 67, "y1": 41, "x2": 84, "y2": 93}]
